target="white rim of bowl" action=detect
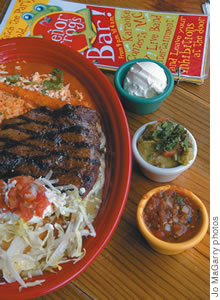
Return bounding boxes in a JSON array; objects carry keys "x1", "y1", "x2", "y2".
[{"x1": 132, "y1": 121, "x2": 197, "y2": 174}]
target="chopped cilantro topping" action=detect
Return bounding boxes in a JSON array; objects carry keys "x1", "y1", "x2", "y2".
[
  {"x1": 4, "y1": 73, "x2": 21, "y2": 84},
  {"x1": 41, "y1": 68, "x2": 64, "y2": 94},
  {"x1": 144, "y1": 120, "x2": 190, "y2": 154}
]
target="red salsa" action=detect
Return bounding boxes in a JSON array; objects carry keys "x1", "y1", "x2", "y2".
[
  {"x1": 0, "y1": 176, "x2": 50, "y2": 221},
  {"x1": 143, "y1": 188, "x2": 202, "y2": 243}
]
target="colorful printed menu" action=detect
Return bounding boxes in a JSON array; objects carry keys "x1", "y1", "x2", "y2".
[{"x1": 0, "y1": 0, "x2": 210, "y2": 83}]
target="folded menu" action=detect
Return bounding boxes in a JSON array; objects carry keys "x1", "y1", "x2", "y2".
[{"x1": 0, "y1": 0, "x2": 210, "y2": 84}]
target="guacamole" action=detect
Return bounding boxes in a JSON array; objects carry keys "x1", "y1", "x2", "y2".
[{"x1": 137, "y1": 119, "x2": 194, "y2": 168}]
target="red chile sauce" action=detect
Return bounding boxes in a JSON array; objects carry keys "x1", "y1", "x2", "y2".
[
  {"x1": 1, "y1": 61, "x2": 96, "y2": 109},
  {"x1": 143, "y1": 189, "x2": 202, "y2": 243}
]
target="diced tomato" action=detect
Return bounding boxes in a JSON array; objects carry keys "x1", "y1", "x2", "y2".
[
  {"x1": 172, "y1": 223, "x2": 187, "y2": 238},
  {"x1": 19, "y1": 201, "x2": 36, "y2": 222},
  {"x1": 157, "y1": 118, "x2": 169, "y2": 123},
  {"x1": 151, "y1": 118, "x2": 169, "y2": 133},
  {"x1": 0, "y1": 176, "x2": 50, "y2": 221},
  {"x1": 162, "y1": 149, "x2": 177, "y2": 157},
  {"x1": 153, "y1": 230, "x2": 165, "y2": 240},
  {"x1": 35, "y1": 191, "x2": 50, "y2": 217},
  {"x1": 8, "y1": 196, "x2": 19, "y2": 210},
  {"x1": 9, "y1": 176, "x2": 36, "y2": 201}
]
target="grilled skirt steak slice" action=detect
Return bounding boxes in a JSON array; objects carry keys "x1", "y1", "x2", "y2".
[{"x1": 0, "y1": 104, "x2": 104, "y2": 198}]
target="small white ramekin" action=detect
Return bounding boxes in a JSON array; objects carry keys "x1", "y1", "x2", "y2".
[{"x1": 132, "y1": 121, "x2": 197, "y2": 182}]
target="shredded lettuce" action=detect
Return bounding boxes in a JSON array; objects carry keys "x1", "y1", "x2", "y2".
[{"x1": 0, "y1": 165, "x2": 105, "y2": 290}]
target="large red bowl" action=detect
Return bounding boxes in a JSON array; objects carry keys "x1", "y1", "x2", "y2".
[{"x1": 0, "y1": 37, "x2": 132, "y2": 299}]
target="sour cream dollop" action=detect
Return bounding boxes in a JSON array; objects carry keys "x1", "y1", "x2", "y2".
[{"x1": 123, "y1": 61, "x2": 167, "y2": 98}]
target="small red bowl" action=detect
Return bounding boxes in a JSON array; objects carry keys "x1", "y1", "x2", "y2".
[{"x1": 0, "y1": 37, "x2": 132, "y2": 299}]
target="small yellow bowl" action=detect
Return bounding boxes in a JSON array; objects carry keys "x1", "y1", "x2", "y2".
[{"x1": 137, "y1": 185, "x2": 209, "y2": 255}]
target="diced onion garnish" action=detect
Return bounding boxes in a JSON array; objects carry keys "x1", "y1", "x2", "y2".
[{"x1": 164, "y1": 224, "x2": 171, "y2": 232}]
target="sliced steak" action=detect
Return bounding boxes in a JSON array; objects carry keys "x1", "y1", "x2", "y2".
[{"x1": 0, "y1": 104, "x2": 103, "y2": 198}]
